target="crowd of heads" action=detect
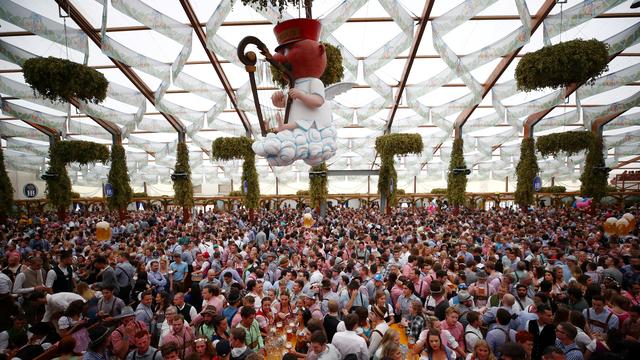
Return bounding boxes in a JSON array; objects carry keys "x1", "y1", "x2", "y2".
[{"x1": 0, "y1": 202, "x2": 638, "y2": 359}]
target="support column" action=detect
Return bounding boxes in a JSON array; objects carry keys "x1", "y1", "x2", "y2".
[{"x1": 505, "y1": 176, "x2": 509, "y2": 192}]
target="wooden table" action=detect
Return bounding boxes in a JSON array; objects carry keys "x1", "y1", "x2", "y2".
[
  {"x1": 390, "y1": 323, "x2": 409, "y2": 345},
  {"x1": 390, "y1": 323, "x2": 421, "y2": 359}
]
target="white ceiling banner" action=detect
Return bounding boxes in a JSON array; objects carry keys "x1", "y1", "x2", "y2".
[{"x1": 0, "y1": 0, "x2": 89, "y2": 62}]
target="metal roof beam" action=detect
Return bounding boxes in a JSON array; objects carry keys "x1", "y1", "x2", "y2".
[
  {"x1": 385, "y1": 0, "x2": 435, "y2": 133},
  {"x1": 453, "y1": 0, "x2": 556, "y2": 139},
  {"x1": 179, "y1": 0, "x2": 252, "y2": 137},
  {"x1": 612, "y1": 155, "x2": 640, "y2": 170},
  {"x1": 54, "y1": 0, "x2": 187, "y2": 141}
]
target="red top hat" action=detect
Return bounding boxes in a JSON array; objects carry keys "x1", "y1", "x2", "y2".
[{"x1": 273, "y1": 18, "x2": 321, "y2": 52}]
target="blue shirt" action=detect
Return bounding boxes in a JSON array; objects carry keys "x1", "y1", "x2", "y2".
[
  {"x1": 147, "y1": 270, "x2": 167, "y2": 288},
  {"x1": 556, "y1": 339, "x2": 584, "y2": 360},
  {"x1": 170, "y1": 262, "x2": 188, "y2": 282},
  {"x1": 486, "y1": 325, "x2": 515, "y2": 357},
  {"x1": 223, "y1": 306, "x2": 238, "y2": 327}
]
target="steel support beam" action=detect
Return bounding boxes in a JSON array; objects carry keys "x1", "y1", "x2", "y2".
[
  {"x1": 591, "y1": 110, "x2": 628, "y2": 137},
  {"x1": 21, "y1": 120, "x2": 60, "y2": 146},
  {"x1": 385, "y1": 0, "x2": 435, "y2": 133},
  {"x1": 54, "y1": 0, "x2": 189, "y2": 145},
  {"x1": 179, "y1": 0, "x2": 252, "y2": 137},
  {"x1": 453, "y1": 0, "x2": 556, "y2": 139},
  {"x1": 612, "y1": 155, "x2": 640, "y2": 170}
]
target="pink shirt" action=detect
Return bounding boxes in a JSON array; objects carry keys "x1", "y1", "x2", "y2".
[
  {"x1": 391, "y1": 284, "x2": 403, "y2": 306},
  {"x1": 441, "y1": 320, "x2": 464, "y2": 352},
  {"x1": 161, "y1": 327, "x2": 195, "y2": 359}
]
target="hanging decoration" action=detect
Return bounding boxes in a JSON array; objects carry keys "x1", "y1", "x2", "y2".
[
  {"x1": 514, "y1": 138, "x2": 539, "y2": 207},
  {"x1": 536, "y1": 131, "x2": 608, "y2": 202},
  {"x1": 211, "y1": 137, "x2": 260, "y2": 209},
  {"x1": 515, "y1": 39, "x2": 609, "y2": 92},
  {"x1": 0, "y1": 146, "x2": 14, "y2": 221},
  {"x1": 536, "y1": 131, "x2": 595, "y2": 157},
  {"x1": 173, "y1": 143, "x2": 194, "y2": 216},
  {"x1": 241, "y1": 18, "x2": 340, "y2": 166},
  {"x1": 580, "y1": 136, "x2": 608, "y2": 202},
  {"x1": 22, "y1": 57, "x2": 108, "y2": 104},
  {"x1": 46, "y1": 140, "x2": 109, "y2": 213},
  {"x1": 447, "y1": 139, "x2": 467, "y2": 207},
  {"x1": 107, "y1": 144, "x2": 133, "y2": 217},
  {"x1": 375, "y1": 133, "x2": 423, "y2": 207},
  {"x1": 309, "y1": 162, "x2": 328, "y2": 210}
]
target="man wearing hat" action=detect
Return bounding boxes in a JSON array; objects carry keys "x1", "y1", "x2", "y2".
[
  {"x1": 303, "y1": 289, "x2": 323, "y2": 320},
  {"x1": 453, "y1": 290, "x2": 476, "y2": 326},
  {"x1": 194, "y1": 305, "x2": 217, "y2": 340},
  {"x1": 84, "y1": 325, "x2": 112, "y2": 360},
  {"x1": 223, "y1": 290, "x2": 242, "y2": 328},
  {"x1": 111, "y1": 306, "x2": 148, "y2": 359},
  {"x1": 469, "y1": 270, "x2": 491, "y2": 309},
  {"x1": 424, "y1": 280, "x2": 448, "y2": 320}
]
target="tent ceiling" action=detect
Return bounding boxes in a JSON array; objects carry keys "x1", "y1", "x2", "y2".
[{"x1": 1, "y1": 0, "x2": 640, "y2": 190}]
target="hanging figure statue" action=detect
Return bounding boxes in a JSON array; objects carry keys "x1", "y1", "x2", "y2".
[{"x1": 251, "y1": 19, "x2": 337, "y2": 166}]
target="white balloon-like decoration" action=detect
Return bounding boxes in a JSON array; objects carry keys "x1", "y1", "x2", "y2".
[{"x1": 253, "y1": 126, "x2": 337, "y2": 166}]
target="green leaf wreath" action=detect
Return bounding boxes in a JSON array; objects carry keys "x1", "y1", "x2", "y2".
[
  {"x1": 375, "y1": 134, "x2": 423, "y2": 207},
  {"x1": 514, "y1": 138, "x2": 539, "y2": 207},
  {"x1": 211, "y1": 137, "x2": 260, "y2": 209},
  {"x1": 447, "y1": 138, "x2": 467, "y2": 207},
  {"x1": 107, "y1": 144, "x2": 133, "y2": 211},
  {"x1": 173, "y1": 142, "x2": 194, "y2": 208},
  {"x1": 0, "y1": 146, "x2": 15, "y2": 218},
  {"x1": 46, "y1": 140, "x2": 109, "y2": 209},
  {"x1": 536, "y1": 131, "x2": 595, "y2": 158},
  {"x1": 310, "y1": 162, "x2": 328, "y2": 209},
  {"x1": 580, "y1": 136, "x2": 608, "y2": 202},
  {"x1": 536, "y1": 131, "x2": 607, "y2": 202},
  {"x1": 23, "y1": 57, "x2": 108, "y2": 104},
  {"x1": 515, "y1": 39, "x2": 609, "y2": 92}
]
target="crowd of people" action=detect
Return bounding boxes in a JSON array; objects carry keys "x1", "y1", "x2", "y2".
[{"x1": 0, "y1": 203, "x2": 638, "y2": 360}]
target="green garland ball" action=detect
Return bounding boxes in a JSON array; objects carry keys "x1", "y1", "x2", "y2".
[
  {"x1": 515, "y1": 39, "x2": 608, "y2": 92},
  {"x1": 23, "y1": 57, "x2": 108, "y2": 104}
]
